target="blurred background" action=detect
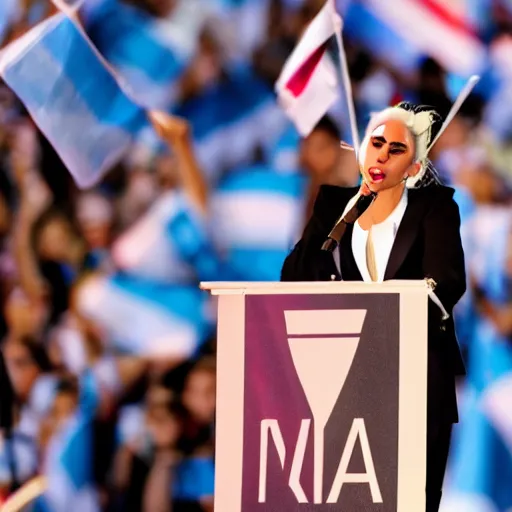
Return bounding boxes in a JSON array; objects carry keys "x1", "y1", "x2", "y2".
[{"x1": 0, "y1": 0, "x2": 511, "y2": 510}]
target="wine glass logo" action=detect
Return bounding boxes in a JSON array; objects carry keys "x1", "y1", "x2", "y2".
[{"x1": 284, "y1": 309, "x2": 367, "y2": 504}]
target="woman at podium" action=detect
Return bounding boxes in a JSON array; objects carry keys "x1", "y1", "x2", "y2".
[{"x1": 281, "y1": 101, "x2": 466, "y2": 512}]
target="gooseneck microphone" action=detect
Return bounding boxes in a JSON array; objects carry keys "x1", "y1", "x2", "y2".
[{"x1": 321, "y1": 191, "x2": 377, "y2": 253}]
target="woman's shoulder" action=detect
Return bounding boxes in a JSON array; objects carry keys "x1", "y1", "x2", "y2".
[
  {"x1": 312, "y1": 184, "x2": 360, "y2": 223},
  {"x1": 315, "y1": 184, "x2": 360, "y2": 209},
  {"x1": 410, "y1": 184, "x2": 456, "y2": 200},
  {"x1": 410, "y1": 185, "x2": 461, "y2": 224},
  {"x1": 409, "y1": 184, "x2": 458, "y2": 212}
]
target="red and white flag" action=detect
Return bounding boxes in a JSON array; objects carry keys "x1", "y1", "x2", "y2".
[{"x1": 275, "y1": 0, "x2": 341, "y2": 137}]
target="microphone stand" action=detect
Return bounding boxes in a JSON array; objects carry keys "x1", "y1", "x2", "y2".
[{"x1": 321, "y1": 191, "x2": 377, "y2": 253}]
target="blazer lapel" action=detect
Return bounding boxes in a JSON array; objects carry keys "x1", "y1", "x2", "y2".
[
  {"x1": 384, "y1": 189, "x2": 430, "y2": 280},
  {"x1": 339, "y1": 224, "x2": 363, "y2": 281}
]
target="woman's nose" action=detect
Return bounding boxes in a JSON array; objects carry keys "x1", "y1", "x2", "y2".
[{"x1": 377, "y1": 147, "x2": 389, "y2": 163}]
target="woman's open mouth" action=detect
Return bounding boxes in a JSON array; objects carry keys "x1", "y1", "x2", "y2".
[{"x1": 368, "y1": 167, "x2": 386, "y2": 182}]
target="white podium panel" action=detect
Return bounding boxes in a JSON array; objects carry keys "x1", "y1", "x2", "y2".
[{"x1": 201, "y1": 281, "x2": 428, "y2": 512}]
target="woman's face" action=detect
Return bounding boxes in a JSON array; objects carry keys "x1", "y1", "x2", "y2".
[
  {"x1": 300, "y1": 130, "x2": 339, "y2": 180},
  {"x1": 182, "y1": 368, "x2": 216, "y2": 425},
  {"x1": 4, "y1": 341, "x2": 41, "y2": 402},
  {"x1": 146, "y1": 406, "x2": 182, "y2": 450},
  {"x1": 36, "y1": 217, "x2": 74, "y2": 261},
  {"x1": 145, "y1": 384, "x2": 173, "y2": 412},
  {"x1": 361, "y1": 119, "x2": 419, "y2": 192},
  {"x1": 5, "y1": 292, "x2": 48, "y2": 338}
]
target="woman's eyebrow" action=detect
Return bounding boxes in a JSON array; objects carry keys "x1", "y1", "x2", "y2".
[{"x1": 371, "y1": 136, "x2": 408, "y2": 150}]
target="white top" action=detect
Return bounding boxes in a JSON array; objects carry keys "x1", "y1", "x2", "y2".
[{"x1": 351, "y1": 188, "x2": 409, "y2": 282}]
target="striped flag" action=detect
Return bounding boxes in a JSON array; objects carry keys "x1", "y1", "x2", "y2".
[
  {"x1": 77, "y1": 191, "x2": 218, "y2": 358},
  {"x1": 275, "y1": 0, "x2": 341, "y2": 137},
  {"x1": 441, "y1": 207, "x2": 512, "y2": 512},
  {"x1": 175, "y1": 68, "x2": 287, "y2": 184},
  {"x1": 356, "y1": 0, "x2": 486, "y2": 76},
  {"x1": 266, "y1": 122, "x2": 302, "y2": 175},
  {"x1": 0, "y1": 13, "x2": 147, "y2": 189},
  {"x1": 41, "y1": 416, "x2": 99, "y2": 512},
  {"x1": 112, "y1": 188, "x2": 231, "y2": 284},
  {"x1": 209, "y1": 0, "x2": 271, "y2": 62},
  {"x1": 112, "y1": 190, "x2": 206, "y2": 284},
  {"x1": 76, "y1": 274, "x2": 214, "y2": 359},
  {"x1": 37, "y1": 374, "x2": 100, "y2": 512},
  {"x1": 85, "y1": 0, "x2": 199, "y2": 109},
  {"x1": 343, "y1": 1, "x2": 422, "y2": 74},
  {"x1": 210, "y1": 164, "x2": 307, "y2": 281}
]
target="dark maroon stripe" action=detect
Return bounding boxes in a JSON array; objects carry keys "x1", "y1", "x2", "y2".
[{"x1": 284, "y1": 41, "x2": 329, "y2": 98}]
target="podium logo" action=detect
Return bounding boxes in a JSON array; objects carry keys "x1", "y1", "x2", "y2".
[{"x1": 258, "y1": 309, "x2": 383, "y2": 505}]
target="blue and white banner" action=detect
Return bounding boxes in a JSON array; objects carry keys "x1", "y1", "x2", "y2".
[
  {"x1": 0, "y1": 13, "x2": 147, "y2": 189},
  {"x1": 441, "y1": 207, "x2": 512, "y2": 512},
  {"x1": 85, "y1": 0, "x2": 199, "y2": 110},
  {"x1": 76, "y1": 273, "x2": 213, "y2": 359},
  {"x1": 211, "y1": 165, "x2": 307, "y2": 281},
  {"x1": 175, "y1": 69, "x2": 287, "y2": 183},
  {"x1": 209, "y1": 0, "x2": 271, "y2": 62}
]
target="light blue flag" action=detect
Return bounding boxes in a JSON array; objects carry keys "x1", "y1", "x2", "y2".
[
  {"x1": 174, "y1": 456, "x2": 215, "y2": 502},
  {"x1": 175, "y1": 68, "x2": 288, "y2": 183},
  {"x1": 76, "y1": 191, "x2": 217, "y2": 358},
  {"x1": 36, "y1": 374, "x2": 100, "y2": 512},
  {"x1": 77, "y1": 273, "x2": 214, "y2": 359},
  {"x1": 266, "y1": 122, "x2": 302, "y2": 175},
  {"x1": 0, "y1": 433, "x2": 38, "y2": 488},
  {"x1": 211, "y1": 164, "x2": 307, "y2": 281},
  {"x1": 85, "y1": 0, "x2": 194, "y2": 109},
  {"x1": 441, "y1": 208, "x2": 512, "y2": 512},
  {"x1": 0, "y1": 13, "x2": 147, "y2": 189},
  {"x1": 210, "y1": 0, "x2": 271, "y2": 62},
  {"x1": 343, "y1": 1, "x2": 422, "y2": 74},
  {"x1": 452, "y1": 187, "x2": 479, "y2": 352},
  {"x1": 112, "y1": 189, "x2": 229, "y2": 283}
]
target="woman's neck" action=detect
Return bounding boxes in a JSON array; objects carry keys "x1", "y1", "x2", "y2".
[{"x1": 362, "y1": 182, "x2": 405, "y2": 227}]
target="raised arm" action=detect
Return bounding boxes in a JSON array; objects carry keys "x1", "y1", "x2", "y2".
[{"x1": 149, "y1": 111, "x2": 208, "y2": 214}]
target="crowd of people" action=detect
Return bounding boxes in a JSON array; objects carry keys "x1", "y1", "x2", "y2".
[{"x1": 0, "y1": 0, "x2": 511, "y2": 510}]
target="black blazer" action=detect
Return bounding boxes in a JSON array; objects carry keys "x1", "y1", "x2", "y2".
[{"x1": 281, "y1": 184, "x2": 467, "y2": 423}]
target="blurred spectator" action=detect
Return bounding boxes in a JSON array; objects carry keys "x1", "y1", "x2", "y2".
[{"x1": 300, "y1": 114, "x2": 359, "y2": 222}]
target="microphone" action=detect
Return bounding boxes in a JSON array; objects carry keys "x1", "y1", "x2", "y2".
[{"x1": 321, "y1": 191, "x2": 377, "y2": 253}]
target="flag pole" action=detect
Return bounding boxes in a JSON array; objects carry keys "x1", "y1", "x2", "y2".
[
  {"x1": 331, "y1": 5, "x2": 360, "y2": 156},
  {"x1": 426, "y1": 74, "x2": 480, "y2": 154}
]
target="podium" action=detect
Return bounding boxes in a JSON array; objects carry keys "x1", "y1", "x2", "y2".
[{"x1": 201, "y1": 281, "x2": 429, "y2": 512}]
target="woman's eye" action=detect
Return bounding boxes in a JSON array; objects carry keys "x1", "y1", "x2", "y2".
[
  {"x1": 371, "y1": 141, "x2": 383, "y2": 148},
  {"x1": 390, "y1": 148, "x2": 405, "y2": 155}
]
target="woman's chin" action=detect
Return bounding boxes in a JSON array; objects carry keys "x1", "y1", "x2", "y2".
[
  {"x1": 367, "y1": 179, "x2": 386, "y2": 192},
  {"x1": 369, "y1": 179, "x2": 404, "y2": 193}
]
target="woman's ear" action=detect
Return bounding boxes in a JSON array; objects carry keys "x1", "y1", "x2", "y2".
[{"x1": 407, "y1": 162, "x2": 422, "y2": 179}]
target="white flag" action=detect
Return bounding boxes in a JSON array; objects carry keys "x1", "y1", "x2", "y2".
[{"x1": 275, "y1": 0, "x2": 340, "y2": 136}]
